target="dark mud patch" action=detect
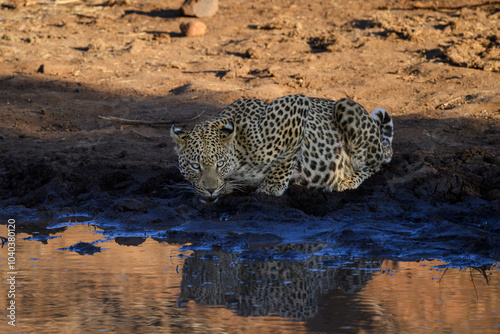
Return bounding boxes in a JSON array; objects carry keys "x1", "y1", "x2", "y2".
[{"x1": 59, "y1": 241, "x2": 102, "y2": 255}]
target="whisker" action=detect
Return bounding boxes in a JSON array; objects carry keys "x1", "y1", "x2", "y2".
[
  {"x1": 226, "y1": 178, "x2": 251, "y2": 185},
  {"x1": 225, "y1": 179, "x2": 251, "y2": 193},
  {"x1": 164, "y1": 181, "x2": 191, "y2": 188},
  {"x1": 163, "y1": 181, "x2": 195, "y2": 194}
]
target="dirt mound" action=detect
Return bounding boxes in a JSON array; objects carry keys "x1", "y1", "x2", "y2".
[{"x1": 374, "y1": 6, "x2": 500, "y2": 72}]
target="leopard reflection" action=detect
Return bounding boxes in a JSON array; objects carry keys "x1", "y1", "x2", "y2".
[{"x1": 177, "y1": 245, "x2": 381, "y2": 319}]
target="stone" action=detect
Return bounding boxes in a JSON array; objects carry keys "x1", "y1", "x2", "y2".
[
  {"x1": 114, "y1": 198, "x2": 148, "y2": 213},
  {"x1": 180, "y1": 21, "x2": 207, "y2": 37},
  {"x1": 181, "y1": 0, "x2": 218, "y2": 18},
  {"x1": 245, "y1": 47, "x2": 262, "y2": 59}
]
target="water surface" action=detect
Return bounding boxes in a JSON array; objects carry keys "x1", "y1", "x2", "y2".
[{"x1": 1, "y1": 224, "x2": 499, "y2": 333}]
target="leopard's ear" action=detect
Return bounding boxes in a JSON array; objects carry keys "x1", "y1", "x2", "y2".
[
  {"x1": 171, "y1": 124, "x2": 187, "y2": 148},
  {"x1": 220, "y1": 121, "x2": 235, "y2": 144}
]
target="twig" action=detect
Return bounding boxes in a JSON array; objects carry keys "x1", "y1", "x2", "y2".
[
  {"x1": 184, "y1": 108, "x2": 208, "y2": 121},
  {"x1": 98, "y1": 116, "x2": 172, "y2": 126},
  {"x1": 98, "y1": 108, "x2": 208, "y2": 126},
  {"x1": 469, "y1": 267, "x2": 479, "y2": 300},
  {"x1": 437, "y1": 267, "x2": 448, "y2": 284},
  {"x1": 436, "y1": 96, "x2": 462, "y2": 110},
  {"x1": 131, "y1": 129, "x2": 154, "y2": 140}
]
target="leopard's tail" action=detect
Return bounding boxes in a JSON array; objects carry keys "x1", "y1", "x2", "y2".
[{"x1": 370, "y1": 108, "x2": 393, "y2": 163}]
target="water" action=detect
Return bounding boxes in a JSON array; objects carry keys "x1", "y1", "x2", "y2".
[{"x1": 1, "y1": 224, "x2": 499, "y2": 333}]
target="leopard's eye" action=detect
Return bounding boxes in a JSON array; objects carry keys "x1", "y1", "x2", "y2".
[
  {"x1": 190, "y1": 163, "x2": 201, "y2": 170},
  {"x1": 216, "y1": 160, "x2": 225, "y2": 168}
]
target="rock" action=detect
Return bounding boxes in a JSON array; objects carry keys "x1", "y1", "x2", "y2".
[
  {"x1": 180, "y1": 21, "x2": 207, "y2": 37},
  {"x1": 181, "y1": 0, "x2": 218, "y2": 18},
  {"x1": 114, "y1": 198, "x2": 148, "y2": 213},
  {"x1": 265, "y1": 65, "x2": 281, "y2": 77},
  {"x1": 245, "y1": 47, "x2": 262, "y2": 59}
]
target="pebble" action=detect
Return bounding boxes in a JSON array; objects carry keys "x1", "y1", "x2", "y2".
[
  {"x1": 180, "y1": 20, "x2": 207, "y2": 37},
  {"x1": 181, "y1": 0, "x2": 218, "y2": 18}
]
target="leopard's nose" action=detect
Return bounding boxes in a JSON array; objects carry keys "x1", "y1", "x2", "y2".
[{"x1": 206, "y1": 188, "x2": 217, "y2": 195}]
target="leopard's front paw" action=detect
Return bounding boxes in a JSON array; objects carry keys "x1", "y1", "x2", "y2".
[
  {"x1": 337, "y1": 178, "x2": 359, "y2": 192},
  {"x1": 256, "y1": 184, "x2": 286, "y2": 197}
]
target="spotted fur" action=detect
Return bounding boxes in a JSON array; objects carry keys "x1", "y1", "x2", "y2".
[{"x1": 171, "y1": 95, "x2": 393, "y2": 202}]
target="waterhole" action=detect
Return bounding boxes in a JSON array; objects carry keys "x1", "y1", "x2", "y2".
[{"x1": 1, "y1": 222, "x2": 499, "y2": 333}]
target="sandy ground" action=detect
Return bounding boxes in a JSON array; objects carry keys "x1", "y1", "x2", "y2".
[{"x1": 0, "y1": 0, "x2": 499, "y2": 266}]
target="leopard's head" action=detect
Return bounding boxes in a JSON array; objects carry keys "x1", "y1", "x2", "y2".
[{"x1": 171, "y1": 120, "x2": 237, "y2": 203}]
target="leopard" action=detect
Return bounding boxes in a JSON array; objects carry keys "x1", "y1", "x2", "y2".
[{"x1": 171, "y1": 95, "x2": 393, "y2": 203}]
